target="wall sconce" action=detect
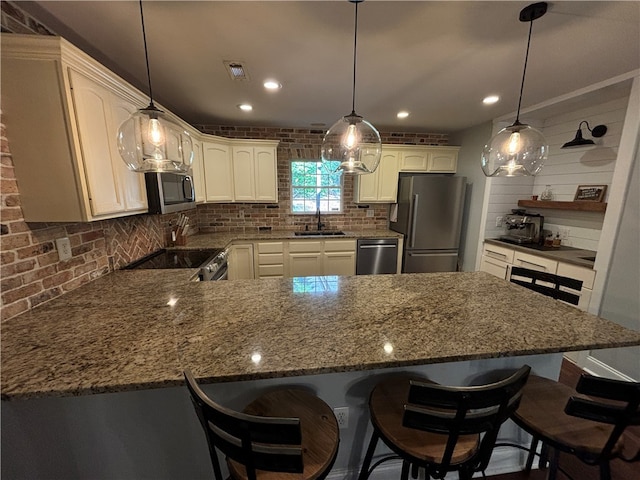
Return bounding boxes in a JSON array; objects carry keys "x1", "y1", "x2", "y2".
[{"x1": 561, "y1": 121, "x2": 608, "y2": 148}]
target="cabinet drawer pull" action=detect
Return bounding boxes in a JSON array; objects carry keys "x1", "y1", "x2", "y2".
[
  {"x1": 519, "y1": 259, "x2": 548, "y2": 270},
  {"x1": 486, "y1": 250, "x2": 508, "y2": 261}
]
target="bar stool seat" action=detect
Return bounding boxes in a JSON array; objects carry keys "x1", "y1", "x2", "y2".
[
  {"x1": 368, "y1": 376, "x2": 480, "y2": 465},
  {"x1": 512, "y1": 373, "x2": 640, "y2": 480},
  {"x1": 358, "y1": 366, "x2": 531, "y2": 480},
  {"x1": 184, "y1": 370, "x2": 339, "y2": 480}
]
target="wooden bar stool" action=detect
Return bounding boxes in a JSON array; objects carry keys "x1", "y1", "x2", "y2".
[
  {"x1": 512, "y1": 373, "x2": 640, "y2": 480},
  {"x1": 184, "y1": 370, "x2": 339, "y2": 480},
  {"x1": 357, "y1": 365, "x2": 531, "y2": 480}
]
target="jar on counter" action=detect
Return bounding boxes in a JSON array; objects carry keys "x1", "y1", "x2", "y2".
[
  {"x1": 540, "y1": 185, "x2": 554, "y2": 201},
  {"x1": 553, "y1": 233, "x2": 561, "y2": 247}
]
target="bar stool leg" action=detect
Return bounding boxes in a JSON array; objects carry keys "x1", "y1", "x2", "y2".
[
  {"x1": 548, "y1": 447, "x2": 560, "y2": 480},
  {"x1": 358, "y1": 430, "x2": 380, "y2": 480},
  {"x1": 599, "y1": 461, "x2": 612, "y2": 480},
  {"x1": 524, "y1": 436, "x2": 539, "y2": 472},
  {"x1": 401, "y1": 460, "x2": 410, "y2": 480}
]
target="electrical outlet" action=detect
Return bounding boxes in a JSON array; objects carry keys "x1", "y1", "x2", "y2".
[
  {"x1": 55, "y1": 237, "x2": 72, "y2": 261},
  {"x1": 561, "y1": 229, "x2": 570, "y2": 240},
  {"x1": 239, "y1": 210, "x2": 245, "y2": 219},
  {"x1": 334, "y1": 407, "x2": 349, "y2": 429},
  {"x1": 366, "y1": 209, "x2": 374, "y2": 218},
  {"x1": 496, "y1": 216, "x2": 503, "y2": 227}
]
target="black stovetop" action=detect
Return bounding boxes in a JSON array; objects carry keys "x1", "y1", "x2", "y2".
[{"x1": 123, "y1": 249, "x2": 221, "y2": 270}]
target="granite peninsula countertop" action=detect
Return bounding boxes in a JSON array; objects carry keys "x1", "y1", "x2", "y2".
[
  {"x1": 178, "y1": 228, "x2": 404, "y2": 251},
  {"x1": 484, "y1": 238, "x2": 597, "y2": 269},
  {"x1": 3, "y1": 271, "x2": 639, "y2": 400}
]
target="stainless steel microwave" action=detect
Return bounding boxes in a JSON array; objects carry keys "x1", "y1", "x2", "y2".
[{"x1": 144, "y1": 172, "x2": 195, "y2": 214}]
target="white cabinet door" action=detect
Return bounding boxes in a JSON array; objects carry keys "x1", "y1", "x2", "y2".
[
  {"x1": 203, "y1": 141, "x2": 233, "y2": 202},
  {"x1": 324, "y1": 252, "x2": 356, "y2": 276},
  {"x1": 69, "y1": 70, "x2": 125, "y2": 216},
  {"x1": 428, "y1": 149, "x2": 458, "y2": 173},
  {"x1": 232, "y1": 146, "x2": 256, "y2": 201},
  {"x1": 191, "y1": 140, "x2": 206, "y2": 203},
  {"x1": 355, "y1": 150, "x2": 399, "y2": 203},
  {"x1": 289, "y1": 254, "x2": 323, "y2": 277},
  {"x1": 107, "y1": 91, "x2": 148, "y2": 212},
  {"x1": 400, "y1": 151, "x2": 429, "y2": 171},
  {"x1": 228, "y1": 244, "x2": 255, "y2": 280},
  {"x1": 254, "y1": 146, "x2": 278, "y2": 202}
]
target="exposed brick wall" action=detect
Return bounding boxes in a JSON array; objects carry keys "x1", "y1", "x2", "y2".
[
  {"x1": 0, "y1": 115, "x2": 178, "y2": 321},
  {"x1": 194, "y1": 125, "x2": 449, "y2": 232}
]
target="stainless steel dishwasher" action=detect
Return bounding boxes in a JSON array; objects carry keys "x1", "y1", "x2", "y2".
[{"x1": 356, "y1": 238, "x2": 398, "y2": 274}]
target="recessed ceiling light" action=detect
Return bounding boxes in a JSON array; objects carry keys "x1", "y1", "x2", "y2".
[
  {"x1": 483, "y1": 95, "x2": 500, "y2": 105},
  {"x1": 397, "y1": 111, "x2": 410, "y2": 119},
  {"x1": 238, "y1": 104, "x2": 253, "y2": 112},
  {"x1": 263, "y1": 80, "x2": 282, "y2": 90}
]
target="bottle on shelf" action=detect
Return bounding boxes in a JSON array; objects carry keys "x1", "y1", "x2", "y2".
[
  {"x1": 553, "y1": 233, "x2": 561, "y2": 247},
  {"x1": 540, "y1": 185, "x2": 554, "y2": 201}
]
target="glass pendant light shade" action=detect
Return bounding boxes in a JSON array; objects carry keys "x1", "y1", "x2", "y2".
[
  {"x1": 322, "y1": 112, "x2": 382, "y2": 174},
  {"x1": 481, "y1": 2, "x2": 548, "y2": 178},
  {"x1": 482, "y1": 122, "x2": 547, "y2": 177},
  {"x1": 117, "y1": 105, "x2": 194, "y2": 173}
]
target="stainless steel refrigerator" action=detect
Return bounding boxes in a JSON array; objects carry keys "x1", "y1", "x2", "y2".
[{"x1": 390, "y1": 175, "x2": 467, "y2": 273}]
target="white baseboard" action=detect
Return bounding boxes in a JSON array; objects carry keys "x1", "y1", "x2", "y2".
[
  {"x1": 583, "y1": 355, "x2": 637, "y2": 381},
  {"x1": 325, "y1": 447, "x2": 526, "y2": 480}
]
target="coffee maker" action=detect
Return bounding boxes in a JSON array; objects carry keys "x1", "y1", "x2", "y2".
[{"x1": 500, "y1": 211, "x2": 543, "y2": 245}]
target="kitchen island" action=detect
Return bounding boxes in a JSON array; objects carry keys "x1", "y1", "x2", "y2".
[{"x1": 2, "y1": 271, "x2": 639, "y2": 478}]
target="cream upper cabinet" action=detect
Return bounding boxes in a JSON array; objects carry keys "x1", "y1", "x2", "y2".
[
  {"x1": 71, "y1": 70, "x2": 147, "y2": 215},
  {"x1": 1, "y1": 34, "x2": 150, "y2": 222},
  {"x1": 232, "y1": 143, "x2": 278, "y2": 203},
  {"x1": 355, "y1": 150, "x2": 400, "y2": 203},
  {"x1": 203, "y1": 140, "x2": 278, "y2": 203},
  {"x1": 203, "y1": 140, "x2": 233, "y2": 202},
  {"x1": 398, "y1": 146, "x2": 459, "y2": 173},
  {"x1": 190, "y1": 140, "x2": 206, "y2": 203}
]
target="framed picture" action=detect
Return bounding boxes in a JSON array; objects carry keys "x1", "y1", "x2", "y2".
[{"x1": 574, "y1": 184, "x2": 607, "y2": 202}]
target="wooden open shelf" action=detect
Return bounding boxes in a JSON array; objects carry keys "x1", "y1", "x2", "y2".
[{"x1": 517, "y1": 199, "x2": 607, "y2": 212}]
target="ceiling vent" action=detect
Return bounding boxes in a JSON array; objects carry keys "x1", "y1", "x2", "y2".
[{"x1": 223, "y1": 61, "x2": 249, "y2": 81}]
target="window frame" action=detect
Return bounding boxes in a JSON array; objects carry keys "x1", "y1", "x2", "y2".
[{"x1": 290, "y1": 160, "x2": 343, "y2": 214}]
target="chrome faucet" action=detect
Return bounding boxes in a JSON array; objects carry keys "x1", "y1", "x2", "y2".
[{"x1": 316, "y1": 209, "x2": 325, "y2": 231}]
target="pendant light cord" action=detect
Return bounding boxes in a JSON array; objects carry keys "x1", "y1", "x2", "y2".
[
  {"x1": 350, "y1": 1, "x2": 359, "y2": 115},
  {"x1": 139, "y1": 0, "x2": 155, "y2": 107},
  {"x1": 515, "y1": 19, "x2": 533, "y2": 124}
]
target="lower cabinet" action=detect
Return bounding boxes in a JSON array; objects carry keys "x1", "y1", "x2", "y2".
[
  {"x1": 288, "y1": 241, "x2": 323, "y2": 277},
  {"x1": 323, "y1": 240, "x2": 357, "y2": 276},
  {"x1": 480, "y1": 242, "x2": 595, "y2": 311},
  {"x1": 255, "y1": 242, "x2": 285, "y2": 279},
  {"x1": 228, "y1": 244, "x2": 254, "y2": 280}
]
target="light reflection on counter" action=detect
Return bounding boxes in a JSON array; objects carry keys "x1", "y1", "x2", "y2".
[
  {"x1": 251, "y1": 353, "x2": 262, "y2": 365},
  {"x1": 167, "y1": 297, "x2": 178, "y2": 307},
  {"x1": 292, "y1": 276, "x2": 340, "y2": 294}
]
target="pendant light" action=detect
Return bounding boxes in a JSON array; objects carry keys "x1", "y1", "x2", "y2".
[
  {"x1": 321, "y1": 0, "x2": 382, "y2": 175},
  {"x1": 117, "y1": 0, "x2": 194, "y2": 173},
  {"x1": 481, "y1": 2, "x2": 548, "y2": 177}
]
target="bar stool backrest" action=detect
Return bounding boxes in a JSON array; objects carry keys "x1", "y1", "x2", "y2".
[
  {"x1": 184, "y1": 370, "x2": 303, "y2": 480},
  {"x1": 565, "y1": 373, "x2": 640, "y2": 462},
  {"x1": 510, "y1": 266, "x2": 583, "y2": 305},
  {"x1": 403, "y1": 365, "x2": 531, "y2": 476}
]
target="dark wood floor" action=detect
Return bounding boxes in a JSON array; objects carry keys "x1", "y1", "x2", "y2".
[{"x1": 488, "y1": 359, "x2": 640, "y2": 480}]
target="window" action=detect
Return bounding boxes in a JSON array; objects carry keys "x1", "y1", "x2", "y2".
[{"x1": 291, "y1": 160, "x2": 342, "y2": 213}]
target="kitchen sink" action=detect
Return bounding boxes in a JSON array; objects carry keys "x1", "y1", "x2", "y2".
[
  {"x1": 294, "y1": 231, "x2": 346, "y2": 236},
  {"x1": 579, "y1": 256, "x2": 596, "y2": 262}
]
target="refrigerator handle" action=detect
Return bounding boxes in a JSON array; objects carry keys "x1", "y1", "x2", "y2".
[{"x1": 410, "y1": 194, "x2": 419, "y2": 248}]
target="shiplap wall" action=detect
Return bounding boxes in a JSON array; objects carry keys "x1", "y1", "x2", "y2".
[{"x1": 483, "y1": 95, "x2": 629, "y2": 250}]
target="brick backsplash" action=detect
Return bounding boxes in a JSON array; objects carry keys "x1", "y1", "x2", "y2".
[{"x1": 194, "y1": 125, "x2": 448, "y2": 233}]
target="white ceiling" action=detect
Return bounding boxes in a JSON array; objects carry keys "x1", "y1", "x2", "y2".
[{"x1": 17, "y1": 1, "x2": 640, "y2": 134}]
